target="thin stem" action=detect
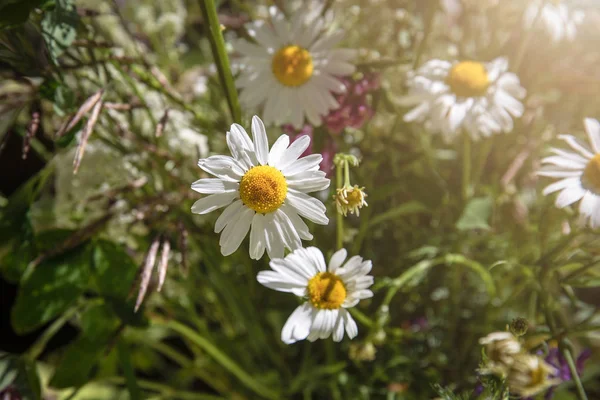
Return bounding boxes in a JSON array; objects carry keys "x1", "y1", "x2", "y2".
[
  {"x1": 343, "y1": 160, "x2": 351, "y2": 187},
  {"x1": 462, "y1": 134, "x2": 472, "y2": 201},
  {"x1": 199, "y1": 0, "x2": 242, "y2": 123},
  {"x1": 336, "y1": 164, "x2": 344, "y2": 250},
  {"x1": 561, "y1": 347, "x2": 588, "y2": 400},
  {"x1": 154, "y1": 318, "x2": 280, "y2": 400}
]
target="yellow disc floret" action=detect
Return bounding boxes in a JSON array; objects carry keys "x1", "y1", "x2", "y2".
[
  {"x1": 307, "y1": 272, "x2": 347, "y2": 310},
  {"x1": 446, "y1": 61, "x2": 490, "y2": 97},
  {"x1": 582, "y1": 153, "x2": 600, "y2": 194},
  {"x1": 239, "y1": 165, "x2": 287, "y2": 214},
  {"x1": 272, "y1": 45, "x2": 314, "y2": 87}
]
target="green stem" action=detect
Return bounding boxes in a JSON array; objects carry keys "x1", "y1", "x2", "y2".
[
  {"x1": 25, "y1": 305, "x2": 80, "y2": 360},
  {"x1": 117, "y1": 340, "x2": 142, "y2": 400},
  {"x1": 155, "y1": 318, "x2": 279, "y2": 400},
  {"x1": 561, "y1": 347, "x2": 588, "y2": 400},
  {"x1": 343, "y1": 160, "x2": 351, "y2": 187},
  {"x1": 336, "y1": 164, "x2": 344, "y2": 250},
  {"x1": 462, "y1": 133, "x2": 472, "y2": 201},
  {"x1": 199, "y1": 0, "x2": 242, "y2": 123}
]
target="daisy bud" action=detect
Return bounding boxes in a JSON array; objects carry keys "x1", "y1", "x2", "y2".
[{"x1": 509, "y1": 317, "x2": 529, "y2": 337}]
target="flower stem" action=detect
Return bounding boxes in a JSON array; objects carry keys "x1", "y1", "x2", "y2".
[
  {"x1": 462, "y1": 133, "x2": 472, "y2": 201},
  {"x1": 199, "y1": 0, "x2": 242, "y2": 123},
  {"x1": 561, "y1": 347, "x2": 588, "y2": 400},
  {"x1": 336, "y1": 163, "x2": 344, "y2": 250}
]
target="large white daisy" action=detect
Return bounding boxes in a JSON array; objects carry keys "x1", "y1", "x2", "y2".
[
  {"x1": 524, "y1": 0, "x2": 584, "y2": 43},
  {"x1": 257, "y1": 247, "x2": 374, "y2": 344},
  {"x1": 539, "y1": 118, "x2": 600, "y2": 228},
  {"x1": 234, "y1": 6, "x2": 356, "y2": 128},
  {"x1": 191, "y1": 116, "x2": 330, "y2": 259},
  {"x1": 401, "y1": 58, "x2": 526, "y2": 142}
]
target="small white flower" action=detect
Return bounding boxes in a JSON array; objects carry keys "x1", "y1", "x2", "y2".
[
  {"x1": 191, "y1": 116, "x2": 330, "y2": 259},
  {"x1": 539, "y1": 118, "x2": 600, "y2": 228},
  {"x1": 257, "y1": 247, "x2": 374, "y2": 344},
  {"x1": 524, "y1": 0, "x2": 584, "y2": 43},
  {"x1": 479, "y1": 332, "x2": 522, "y2": 376},
  {"x1": 234, "y1": 7, "x2": 356, "y2": 128},
  {"x1": 401, "y1": 58, "x2": 526, "y2": 142},
  {"x1": 506, "y1": 354, "x2": 559, "y2": 397}
]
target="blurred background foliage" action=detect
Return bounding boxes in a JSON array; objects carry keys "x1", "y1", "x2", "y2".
[{"x1": 1, "y1": 0, "x2": 600, "y2": 399}]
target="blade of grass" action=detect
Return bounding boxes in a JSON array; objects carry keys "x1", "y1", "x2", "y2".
[{"x1": 199, "y1": 0, "x2": 242, "y2": 123}]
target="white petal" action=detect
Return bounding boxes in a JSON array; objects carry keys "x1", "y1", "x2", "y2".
[
  {"x1": 278, "y1": 136, "x2": 311, "y2": 169},
  {"x1": 341, "y1": 309, "x2": 358, "y2": 340},
  {"x1": 285, "y1": 190, "x2": 328, "y2": 225},
  {"x1": 252, "y1": 116, "x2": 269, "y2": 165},
  {"x1": 282, "y1": 154, "x2": 323, "y2": 176},
  {"x1": 268, "y1": 134, "x2": 290, "y2": 167},
  {"x1": 542, "y1": 177, "x2": 581, "y2": 196},
  {"x1": 555, "y1": 186, "x2": 586, "y2": 208},
  {"x1": 274, "y1": 209, "x2": 302, "y2": 250},
  {"x1": 191, "y1": 178, "x2": 238, "y2": 194},
  {"x1": 256, "y1": 270, "x2": 307, "y2": 296},
  {"x1": 281, "y1": 303, "x2": 313, "y2": 344},
  {"x1": 249, "y1": 213, "x2": 267, "y2": 260},
  {"x1": 220, "y1": 207, "x2": 254, "y2": 256},
  {"x1": 579, "y1": 192, "x2": 597, "y2": 218},
  {"x1": 584, "y1": 118, "x2": 600, "y2": 154},
  {"x1": 332, "y1": 311, "x2": 345, "y2": 342},
  {"x1": 279, "y1": 204, "x2": 313, "y2": 241},
  {"x1": 306, "y1": 247, "x2": 327, "y2": 272},
  {"x1": 541, "y1": 156, "x2": 586, "y2": 169},
  {"x1": 191, "y1": 192, "x2": 238, "y2": 215},
  {"x1": 559, "y1": 135, "x2": 594, "y2": 159},
  {"x1": 328, "y1": 248, "x2": 347, "y2": 273},
  {"x1": 215, "y1": 200, "x2": 244, "y2": 233},
  {"x1": 264, "y1": 218, "x2": 285, "y2": 259}
]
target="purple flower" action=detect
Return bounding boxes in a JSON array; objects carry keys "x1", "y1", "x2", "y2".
[
  {"x1": 282, "y1": 124, "x2": 337, "y2": 177},
  {"x1": 323, "y1": 74, "x2": 380, "y2": 135},
  {"x1": 540, "y1": 347, "x2": 591, "y2": 399}
]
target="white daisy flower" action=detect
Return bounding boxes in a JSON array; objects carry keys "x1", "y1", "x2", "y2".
[
  {"x1": 191, "y1": 116, "x2": 330, "y2": 259},
  {"x1": 401, "y1": 58, "x2": 526, "y2": 142},
  {"x1": 257, "y1": 247, "x2": 374, "y2": 344},
  {"x1": 234, "y1": 6, "x2": 356, "y2": 128},
  {"x1": 524, "y1": 0, "x2": 584, "y2": 43},
  {"x1": 539, "y1": 118, "x2": 600, "y2": 228}
]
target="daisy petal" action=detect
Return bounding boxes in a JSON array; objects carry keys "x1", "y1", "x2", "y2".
[
  {"x1": 191, "y1": 192, "x2": 237, "y2": 215},
  {"x1": 252, "y1": 116, "x2": 269, "y2": 165}
]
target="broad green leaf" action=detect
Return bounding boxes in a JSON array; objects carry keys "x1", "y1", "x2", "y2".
[
  {"x1": 456, "y1": 196, "x2": 493, "y2": 231},
  {"x1": 92, "y1": 240, "x2": 147, "y2": 327},
  {"x1": 50, "y1": 303, "x2": 120, "y2": 389},
  {"x1": 11, "y1": 245, "x2": 91, "y2": 334},
  {"x1": 40, "y1": 0, "x2": 78, "y2": 63}
]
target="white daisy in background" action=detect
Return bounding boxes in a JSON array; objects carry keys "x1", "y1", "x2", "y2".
[
  {"x1": 400, "y1": 58, "x2": 526, "y2": 142},
  {"x1": 538, "y1": 118, "x2": 600, "y2": 228},
  {"x1": 257, "y1": 247, "x2": 374, "y2": 344},
  {"x1": 234, "y1": 6, "x2": 356, "y2": 128},
  {"x1": 191, "y1": 116, "x2": 330, "y2": 259},
  {"x1": 524, "y1": 0, "x2": 584, "y2": 43},
  {"x1": 506, "y1": 354, "x2": 559, "y2": 397}
]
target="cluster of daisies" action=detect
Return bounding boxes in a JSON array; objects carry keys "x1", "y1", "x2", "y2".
[{"x1": 190, "y1": 2, "x2": 599, "y2": 345}]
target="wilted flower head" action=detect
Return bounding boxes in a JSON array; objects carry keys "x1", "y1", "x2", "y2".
[
  {"x1": 479, "y1": 331, "x2": 522, "y2": 375},
  {"x1": 506, "y1": 354, "x2": 559, "y2": 397},
  {"x1": 335, "y1": 185, "x2": 368, "y2": 216}
]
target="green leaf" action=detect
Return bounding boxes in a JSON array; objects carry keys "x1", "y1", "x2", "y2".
[
  {"x1": 40, "y1": 0, "x2": 78, "y2": 63},
  {"x1": 456, "y1": 196, "x2": 493, "y2": 231},
  {"x1": 92, "y1": 240, "x2": 147, "y2": 327},
  {"x1": 50, "y1": 303, "x2": 121, "y2": 389},
  {"x1": 368, "y1": 201, "x2": 428, "y2": 228},
  {"x1": 11, "y1": 245, "x2": 91, "y2": 334}
]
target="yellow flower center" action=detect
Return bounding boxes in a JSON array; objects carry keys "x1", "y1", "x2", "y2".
[
  {"x1": 345, "y1": 188, "x2": 364, "y2": 208},
  {"x1": 271, "y1": 45, "x2": 314, "y2": 87},
  {"x1": 239, "y1": 165, "x2": 287, "y2": 214},
  {"x1": 446, "y1": 61, "x2": 490, "y2": 97},
  {"x1": 307, "y1": 272, "x2": 347, "y2": 310},
  {"x1": 582, "y1": 154, "x2": 600, "y2": 194}
]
